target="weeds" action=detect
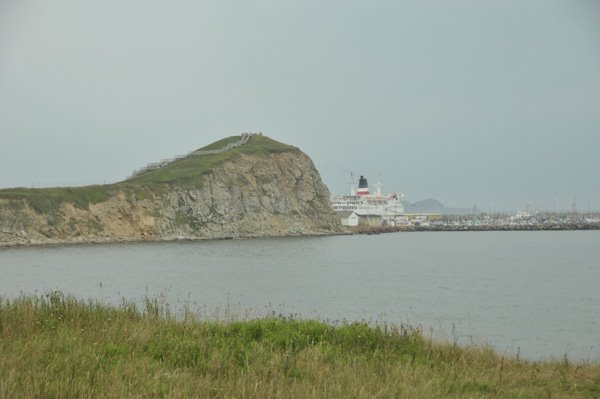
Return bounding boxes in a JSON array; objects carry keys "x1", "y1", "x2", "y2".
[{"x1": 0, "y1": 293, "x2": 598, "y2": 398}]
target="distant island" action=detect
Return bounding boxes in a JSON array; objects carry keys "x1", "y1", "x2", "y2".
[{"x1": 0, "y1": 134, "x2": 341, "y2": 247}]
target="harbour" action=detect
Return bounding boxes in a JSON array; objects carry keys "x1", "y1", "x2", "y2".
[{"x1": 331, "y1": 174, "x2": 600, "y2": 231}]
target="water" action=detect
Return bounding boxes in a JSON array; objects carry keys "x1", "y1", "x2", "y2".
[{"x1": 1, "y1": 231, "x2": 599, "y2": 361}]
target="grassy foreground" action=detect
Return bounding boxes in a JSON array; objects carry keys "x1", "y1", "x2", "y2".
[{"x1": 0, "y1": 294, "x2": 598, "y2": 398}]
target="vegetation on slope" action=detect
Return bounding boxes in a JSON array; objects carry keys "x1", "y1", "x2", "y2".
[
  {"x1": 0, "y1": 293, "x2": 598, "y2": 398},
  {"x1": 0, "y1": 135, "x2": 298, "y2": 213},
  {"x1": 125, "y1": 135, "x2": 298, "y2": 186},
  {"x1": 0, "y1": 185, "x2": 113, "y2": 214},
  {"x1": 194, "y1": 135, "x2": 243, "y2": 151}
]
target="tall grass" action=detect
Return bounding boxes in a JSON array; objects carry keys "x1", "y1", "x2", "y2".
[{"x1": 0, "y1": 293, "x2": 598, "y2": 398}]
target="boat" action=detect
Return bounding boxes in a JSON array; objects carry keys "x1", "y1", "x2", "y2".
[{"x1": 331, "y1": 174, "x2": 405, "y2": 226}]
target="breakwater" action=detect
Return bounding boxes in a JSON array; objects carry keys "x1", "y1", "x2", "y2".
[{"x1": 352, "y1": 221, "x2": 600, "y2": 235}]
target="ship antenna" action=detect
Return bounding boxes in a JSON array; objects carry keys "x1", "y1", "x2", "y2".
[{"x1": 349, "y1": 172, "x2": 356, "y2": 196}]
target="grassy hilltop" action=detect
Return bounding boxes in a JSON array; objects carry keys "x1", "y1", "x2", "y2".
[
  {"x1": 0, "y1": 294, "x2": 598, "y2": 398},
  {"x1": 0, "y1": 135, "x2": 297, "y2": 214},
  {"x1": 127, "y1": 135, "x2": 298, "y2": 186}
]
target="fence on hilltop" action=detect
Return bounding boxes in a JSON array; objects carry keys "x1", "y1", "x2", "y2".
[{"x1": 129, "y1": 132, "x2": 261, "y2": 179}]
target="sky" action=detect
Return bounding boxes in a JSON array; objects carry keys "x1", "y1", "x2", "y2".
[{"x1": 1, "y1": 0, "x2": 599, "y2": 211}]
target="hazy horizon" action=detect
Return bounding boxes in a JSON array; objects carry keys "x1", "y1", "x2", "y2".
[{"x1": 1, "y1": 0, "x2": 599, "y2": 211}]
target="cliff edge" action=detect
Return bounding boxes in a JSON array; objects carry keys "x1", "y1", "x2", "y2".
[{"x1": 0, "y1": 135, "x2": 341, "y2": 246}]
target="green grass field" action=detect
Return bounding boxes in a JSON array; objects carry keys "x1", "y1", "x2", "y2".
[
  {"x1": 1, "y1": 293, "x2": 598, "y2": 398},
  {"x1": 0, "y1": 135, "x2": 298, "y2": 213}
]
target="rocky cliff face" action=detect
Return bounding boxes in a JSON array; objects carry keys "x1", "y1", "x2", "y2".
[{"x1": 0, "y1": 145, "x2": 341, "y2": 246}]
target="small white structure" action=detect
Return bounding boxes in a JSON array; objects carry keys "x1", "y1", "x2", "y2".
[
  {"x1": 389, "y1": 215, "x2": 410, "y2": 226},
  {"x1": 337, "y1": 211, "x2": 359, "y2": 227}
]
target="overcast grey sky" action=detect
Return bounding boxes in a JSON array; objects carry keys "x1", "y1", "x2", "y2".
[{"x1": 1, "y1": 0, "x2": 599, "y2": 211}]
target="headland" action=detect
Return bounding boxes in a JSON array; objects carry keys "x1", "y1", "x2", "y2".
[{"x1": 0, "y1": 134, "x2": 341, "y2": 247}]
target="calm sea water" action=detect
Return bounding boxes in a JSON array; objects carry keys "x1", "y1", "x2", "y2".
[{"x1": 1, "y1": 231, "x2": 599, "y2": 361}]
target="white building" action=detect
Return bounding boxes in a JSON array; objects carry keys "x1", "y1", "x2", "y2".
[{"x1": 337, "y1": 211, "x2": 359, "y2": 227}]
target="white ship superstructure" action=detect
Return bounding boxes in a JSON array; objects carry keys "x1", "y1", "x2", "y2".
[{"x1": 331, "y1": 174, "x2": 405, "y2": 226}]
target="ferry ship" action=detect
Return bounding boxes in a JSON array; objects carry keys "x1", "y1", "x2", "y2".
[{"x1": 331, "y1": 174, "x2": 405, "y2": 225}]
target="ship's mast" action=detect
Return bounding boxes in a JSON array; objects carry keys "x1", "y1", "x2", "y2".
[
  {"x1": 349, "y1": 173, "x2": 356, "y2": 196},
  {"x1": 375, "y1": 175, "x2": 382, "y2": 197}
]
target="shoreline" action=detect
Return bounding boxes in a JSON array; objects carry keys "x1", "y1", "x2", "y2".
[
  {"x1": 0, "y1": 230, "x2": 344, "y2": 249},
  {"x1": 2, "y1": 222, "x2": 599, "y2": 249},
  {"x1": 349, "y1": 222, "x2": 600, "y2": 235}
]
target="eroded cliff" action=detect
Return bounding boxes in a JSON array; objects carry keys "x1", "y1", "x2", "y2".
[{"x1": 0, "y1": 136, "x2": 340, "y2": 246}]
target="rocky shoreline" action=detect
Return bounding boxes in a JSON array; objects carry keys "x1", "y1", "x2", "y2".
[
  {"x1": 0, "y1": 230, "x2": 340, "y2": 249},
  {"x1": 351, "y1": 222, "x2": 600, "y2": 235},
  {"x1": 3, "y1": 221, "x2": 599, "y2": 249}
]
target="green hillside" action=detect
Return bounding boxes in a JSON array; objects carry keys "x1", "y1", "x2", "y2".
[
  {"x1": 126, "y1": 135, "x2": 297, "y2": 185},
  {"x1": 0, "y1": 135, "x2": 298, "y2": 214},
  {"x1": 0, "y1": 185, "x2": 114, "y2": 214}
]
